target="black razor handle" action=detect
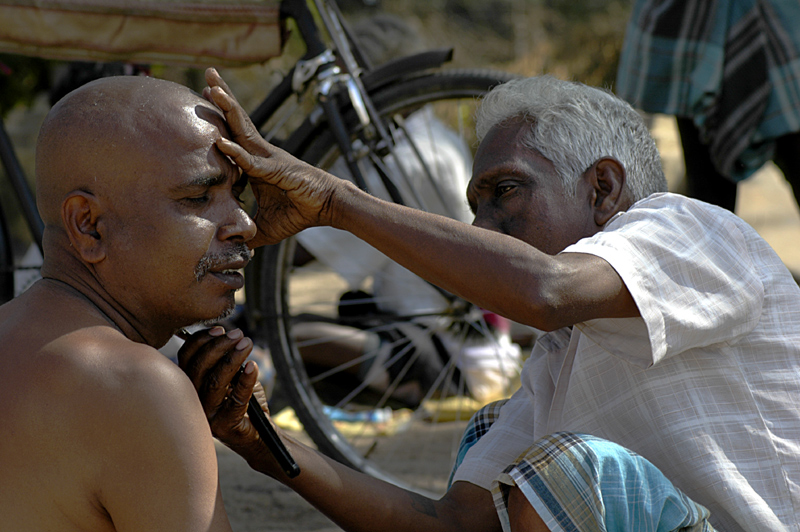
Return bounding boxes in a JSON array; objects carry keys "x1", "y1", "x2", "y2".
[{"x1": 247, "y1": 395, "x2": 301, "y2": 478}]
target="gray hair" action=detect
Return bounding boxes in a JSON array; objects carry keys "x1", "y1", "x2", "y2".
[{"x1": 476, "y1": 76, "x2": 667, "y2": 202}]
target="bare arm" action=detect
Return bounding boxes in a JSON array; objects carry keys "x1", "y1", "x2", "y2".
[
  {"x1": 178, "y1": 329, "x2": 501, "y2": 532},
  {"x1": 205, "y1": 68, "x2": 637, "y2": 331},
  {"x1": 331, "y1": 186, "x2": 637, "y2": 330}
]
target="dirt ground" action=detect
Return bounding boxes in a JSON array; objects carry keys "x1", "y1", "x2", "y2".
[
  {"x1": 215, "y1": 115, "x2": 800, "y2": 530},
  {"x1": 216, "y1": 438, "x2": 345, "y2": 532}
]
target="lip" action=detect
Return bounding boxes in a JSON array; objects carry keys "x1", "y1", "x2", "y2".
[
  {"x1": 210, "y1": 269, "x2": 245, "y2": 289},
  {"x1": 208, "y1": 258, "x2": 249, "y2": 289}
]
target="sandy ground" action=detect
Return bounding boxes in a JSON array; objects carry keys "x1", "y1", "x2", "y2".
[
  {"x1": 216, "y1": 438, "x2": 345, "y2": 532},
  {"x1": 215, "y1": 114, "x2": 800, "y2": 530}
]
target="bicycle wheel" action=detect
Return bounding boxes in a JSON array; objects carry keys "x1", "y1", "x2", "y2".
[{"x1": 246, "y1": 69, "x2": 525, "y2": 496}]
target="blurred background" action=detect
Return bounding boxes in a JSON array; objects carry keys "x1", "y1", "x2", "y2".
[{"x1": 3, "y1": 0, "x2": 799, "y2": 276}]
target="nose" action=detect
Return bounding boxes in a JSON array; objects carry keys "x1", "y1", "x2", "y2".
[
  {"x1": 471, "y1": 206, "x2": 501, "y2": 233},
  {"x1": 218, "y1": 202, "x2": 257, "y2": 244}
]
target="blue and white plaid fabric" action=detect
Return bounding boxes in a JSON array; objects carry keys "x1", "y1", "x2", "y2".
[
  {"x1": 616, "y1": 0, "x2": 800, "y2": 182},
  {"x1": 451, "y1": 404, "x2": 716, "y2": 532},
  {"x1": 448, "y1": 399, "x2": 508, "y2": 488}
]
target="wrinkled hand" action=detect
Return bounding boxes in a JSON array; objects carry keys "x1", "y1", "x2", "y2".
[
  {"x1": 204, "y1": 68, "x2": 344, "y2": 247},
  {"x1": 177, "y1": 327, "x2": 280, "y2": 475}
]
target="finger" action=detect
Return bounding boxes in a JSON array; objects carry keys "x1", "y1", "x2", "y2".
[
  {"x1": 212, "y1": 359, "x2": 259, "y2": 435},
  {"x1": 252, "y1": 381, "x2": 270, "y2": 413},
  {"x1": 230, "y1": 360, "x2": 259, "y2": 409},
  {"x1": 201, "y1": 86, "x2": 217, "y2": 108},
  {"x1": 179, "y1": 329, "x2": 254, "y2": 414},
  {"x1": 207, "y1": 85, "x2": 236, "y2": 113},
  {"x1": 198, "y1": 332, "x2": 254, "y2": 414},
  {"x1": 216, "y1": 137, "x2": 273, "y2": 177},
  {"x1": 205, "y1": 67, "x2": 235, "y2": 98},
  {"x1": 209, "y1": 93, "x2": 272, "y2": 158},
  {"x1": 176, "y1": 326, "x2": 225, "y2": 370}
]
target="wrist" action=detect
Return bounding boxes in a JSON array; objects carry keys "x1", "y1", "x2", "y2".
[{"x1": 327, "y1": 179, "x2": 362, "y2": 231}]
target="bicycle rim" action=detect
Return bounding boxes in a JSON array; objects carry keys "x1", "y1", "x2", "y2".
[{"x1": 247, "y1": 69, "x2": 523, "y2": 496}]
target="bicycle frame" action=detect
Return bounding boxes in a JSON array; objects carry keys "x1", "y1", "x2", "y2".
[
  {"x1": 0, "y1": 118, "x2": 43, "y2": 251},
  {"x1": 0, "y1": 0, "x2": 455, "y2": 299}
]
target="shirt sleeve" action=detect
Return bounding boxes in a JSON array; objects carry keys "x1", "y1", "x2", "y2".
[
  {"x1": 449, "y1": 386, "x2": 537, "y2": 490},
  {"x1": 562, "y1": 194, "x2": 764, "y2": 368}
]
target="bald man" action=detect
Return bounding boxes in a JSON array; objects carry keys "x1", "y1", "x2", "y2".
[{"x1": 0, "y1": 75, "x2": 259, "y2": 531}]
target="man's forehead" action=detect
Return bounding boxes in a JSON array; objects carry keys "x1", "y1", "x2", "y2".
[{"x1": 473, "y1": 125, "x2": 553, "y2": 179}]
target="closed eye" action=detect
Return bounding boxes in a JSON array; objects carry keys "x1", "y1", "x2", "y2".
[{"x1": 183, "y1": 195, "x2": 210, "y2": 205}]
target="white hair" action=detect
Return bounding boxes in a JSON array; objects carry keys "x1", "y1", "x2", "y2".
[{"x1": 476, "y1": 76, "x2": 667, "y2": 202}]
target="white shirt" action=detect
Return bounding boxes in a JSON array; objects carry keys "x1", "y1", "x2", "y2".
[{"x1": 452, "y1": 193, "x2": 800, "y2": 532}]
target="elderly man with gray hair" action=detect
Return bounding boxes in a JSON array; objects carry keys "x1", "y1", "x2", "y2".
[{"x1": 181, "y1": 68, "x2": 800, "y2": 532}]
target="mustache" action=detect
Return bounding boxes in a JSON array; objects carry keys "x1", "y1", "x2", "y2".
[{"x1": 194, "y1": 243, "x2": 251, "y2": 281}]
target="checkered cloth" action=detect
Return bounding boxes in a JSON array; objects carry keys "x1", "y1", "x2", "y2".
[
  {"x1": 451, "y1": 404, "x2": 716, "y2": 532},
  {"x1": 616, "y1": 0, "x2": 800, "y2": 181},
  {"x1": 449, "y1": 399, "x2": 508, "y2": 488}
]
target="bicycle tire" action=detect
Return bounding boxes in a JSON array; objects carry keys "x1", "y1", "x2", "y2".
[{"x1": 246, "y1": 68, "x2": 523, "y2": 496}]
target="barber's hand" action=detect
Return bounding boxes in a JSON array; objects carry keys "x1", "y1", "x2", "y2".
[
  {"x1": 177, "y1": 326, "x2": 283, "y2": 475},
  {"x1": 204, "y1": 68, "x2": 346, "y2": 247}
]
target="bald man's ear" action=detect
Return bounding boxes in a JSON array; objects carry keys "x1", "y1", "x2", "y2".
[
  {"x1": 586, "y1": 157, "x2": 628, "y2": 226},
  {"x1": 62, "y1": 192, "x2": 106, "y2": 264}
]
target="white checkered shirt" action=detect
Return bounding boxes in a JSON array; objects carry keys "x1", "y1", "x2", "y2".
[{"x1": 452, "y1": 193, "x2": 800, "y2": 532}]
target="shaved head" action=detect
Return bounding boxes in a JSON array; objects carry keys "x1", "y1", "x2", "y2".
[
  {"x1": 32, "y1": 74, "x2": 254, "y2": 342},
  {"x1": 35, "y1": 76, "x2": 222, "y2": 227}
]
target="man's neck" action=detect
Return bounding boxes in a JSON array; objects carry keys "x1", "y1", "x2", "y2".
[{"x1": 38, "y1": 238, "x2": 169, "y2": 347}]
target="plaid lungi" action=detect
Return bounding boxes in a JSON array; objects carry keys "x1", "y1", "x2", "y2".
[
  {"x1": 616, "y1": 0, "x2": 800, "y2": 182},
  {"x1": 451, "y1": 404, "x2": 716, "y2": 532}
]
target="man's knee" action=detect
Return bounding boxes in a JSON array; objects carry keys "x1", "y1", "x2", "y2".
[{"x1": 507, "y1": 486, "x2": 549, "y2": 532}]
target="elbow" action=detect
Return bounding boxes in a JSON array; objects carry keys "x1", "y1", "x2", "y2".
[
  {"x1": 514, "y1": 260, "x2": 581, "y2": 332},
  {"x1": 502, "y1": 281, "x2": 570, "y2": 333}
]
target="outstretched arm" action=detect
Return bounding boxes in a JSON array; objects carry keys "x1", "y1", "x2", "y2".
[
  {"x1": 178, "y1": 328, "x2": 501, "y2": 532},
  {"x1": 204, "y1": 68, "x2": 637, "y2": 331}
]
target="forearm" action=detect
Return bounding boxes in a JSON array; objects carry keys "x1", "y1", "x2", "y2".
[
  {"x1": 330, "y1": 183, "x2": 565, "y2": 329},
  {"x1": 258, "y1": 434, "x2": 496, "y2": 532}
]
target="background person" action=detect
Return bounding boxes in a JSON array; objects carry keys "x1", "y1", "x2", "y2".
[{"x1": 616, "y1": 0, "x2": 800, "y2": 212}]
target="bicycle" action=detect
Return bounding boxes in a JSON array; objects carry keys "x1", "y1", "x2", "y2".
[{"x1": 0, "y1": 0, "x2": 520, "y2": 497}]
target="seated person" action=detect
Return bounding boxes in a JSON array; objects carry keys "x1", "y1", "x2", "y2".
[
  {"x1": 180, "y1": 69, "x2": 800, "y2": 531},
  {"x1": 292, "y1": 13, "x2": 522, "y2": 407},
  {"x1": 0, "y1": 74, "x2": 259, "y2": 530},
  {"x1": 293, "y1": 106, "x2": 522, "y2": 407}
]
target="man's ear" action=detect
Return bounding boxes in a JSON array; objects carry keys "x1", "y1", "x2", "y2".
[
  {"x1": 61, "y1": 191, "x2": 106, "y2": 264},
  {"x1": 587, "y1": 157, "x2": 627, "y2": 226}
]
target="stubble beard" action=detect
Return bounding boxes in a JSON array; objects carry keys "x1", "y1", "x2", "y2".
[{"x1": 193, "y1": 243, "x2": 251, "y2": 324}]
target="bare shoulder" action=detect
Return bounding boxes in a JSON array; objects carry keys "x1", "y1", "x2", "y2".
[
  {"x1": 44, "y1": 326, "x2": 211, "y2": 460},
  {"x1": 0, "y1": 322, "x2": 226, "y2": 531},
  {"x1": 12, "y1": 323, "x2": 211, "y2": 471},
  {"x1": 29, "y1": 325, "x2": 197, "y2": 417}
]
